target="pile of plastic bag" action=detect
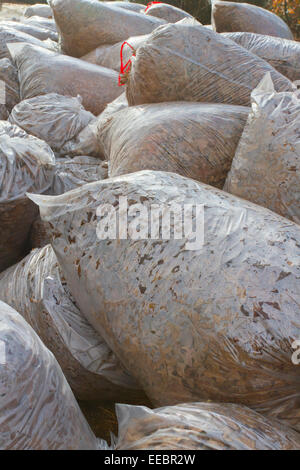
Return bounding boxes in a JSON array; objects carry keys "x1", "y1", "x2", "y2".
[{"x1": 0, "y1": 0, "x2": 299, "y2": 451}]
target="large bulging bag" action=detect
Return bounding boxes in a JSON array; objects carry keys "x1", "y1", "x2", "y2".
[
  {"x1": 0, "y1": 301, "x2": 98, "y2": 449},
  {"x1": 116, "y1": 402, "x2": 300, "y2": 450},
  {"x1": 8, "y1": 43, "x2": 122, "y2": 116},
  {"x1": 30, "y1": 170, "x2": 300, "y2": 431},
  {"x1": 24, "y1": 4, "x2": 53, "y2": 19},
  {"x1": 98, "y1": 102, "x2": 249, "y2": 188},
  {"x1": 23, "y1": 16, "x2": 57, "y2": 33},
  {"x1": 0, "y1": 20, "x2": 58, "y2": 42},
  {"x1": 0, "y1": 245, "x2": 140, "y2": 401},
  {"x1": 49, "y1": 0, "x2": 165, "y2": 58},
  {"x1": 0, "y1": 25, "x2": 54, "y2": 60},
  {"x1": 125, "y1": 22, "x2": 293, "y2": 107},
  {"x1": 61, "y1": 93, "x2": 128, "y2": 158},
  {"x1": 212, "y1": 1, "x2": 293, "y2": 40},
  {"x1": 222, "y1": 32, "x2": 300, "y2": 82},
  {"x1": 82, "y1": 35, "x2": 149, "y2": 72},
  {"x1": 224, "y1": 74, "x2": 300, "y2": 225},
  {"x1": 0, "y1": 122, "x2": 55, "y2": 272},
  {"x1": 9, "y1": 93, "x2": 94, "y2": 153},
  {"x1": 0, "y1": 58, "x2": 19, "y2": 117},
  {"x1": 144, "y1": 3, "x2": 194, "y2": 23}
]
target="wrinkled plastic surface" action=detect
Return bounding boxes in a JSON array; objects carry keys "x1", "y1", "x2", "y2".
[
  {"x1": 99, "y1": 102, "x2": 249, "y2": 188},
  {"x1": 0, "y1": 25, "x2": 54, "y2": 61},
  {"x1": 125, "y1": 22, "x2": 293, "y2": 107},
  {"x1": 61, "y1": 93, "x2": 128, "y2": 158},
  {"x1": 30, "y1": 170, "x2": 300, "y2": 431},
  {"x1": 116, "y1": 402, "x2": 300, "y2": 450},
  {"x1": 0, "y1": 121, "x2": 55, "y2": 272},
  {"x1": 24, "y1": 4, "x2": 53, "y2": 19},
  {"x1": 105, "y1": 2, "x2": 146, "y2": 12},
  {"x1": 52, "y1": 157, "x2": 108, "y2": 194},
  {"x1": 9, "y1": 93, "x2": 94, "y2": 152},
  {"x1": 0, "y1": 58, "x2": 19, "y2": 114},
  {"x1": 224, "y1": 74, "x2": 300, "y2": 224},
  {"x1": 9, "y1": 42, "x2": 122, "y2": 116},
  {"x1": 0, "y1": 245, "x2": 140, "y2": 401},
  {"x1": 145, "y1": 3, "x2": 193, "y2": 23},
  {"x1": 212, "y1": 1, "x2": 293, "y2": 40},
  {"x1": 223, "y1": 32, "x2": 300, "y2": 82},
  {"x1": 50, "y1": 0, "x2": 165, "y2": 58},
  {"x1": 23, "y1": 16, "x2": 57, "y2": 33},
  {"x1": 82, "y1": 34, "x2": 149, "y2": 72},
  {"x1": 0, "y1": 20, "x2": 58, "y2": 42},
  {"x1": 0, "y1": 300, "x2": 98, "y2": 450}
]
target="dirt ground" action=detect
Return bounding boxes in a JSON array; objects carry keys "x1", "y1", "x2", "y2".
[{"x1": 0, "y1": 3, "x2": 28, "y2": 20}]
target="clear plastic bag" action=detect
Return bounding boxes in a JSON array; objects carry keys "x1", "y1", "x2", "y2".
[
  {"x1": 49, "y1": 0, "x2": 165, "y2": 58},
  {"x1": 0, "y1": 121, "x2": 55, "y2": 272},
  {"x1": 24, "y1": 4, "x2": 53, "y2": 19},
  {"x1": 0, "y1": 300, "x2": 99, "y2": 449},
  {"x1": 222, "y1": 32, "x2": 300, "y2": 82},
  {"x1": 0, "y1": 245, "x2": 140, "y2": 401},
  {"x1": 8, "y1": 42, "x2": 122, "y2": 116},
  {"x1": 116, "y1": 402, "x2": 300, "y2": 450},
  {"x1": 212, "y1": 1, "x2": 293, "y2": 40},
  {"x1": 0, "y1": 20, "x2": 58, "y2": 42},
  {"x1": 0, "y1": 58, "x2": 19, "y2": 113},
  {"x1": 0, "y1": 24, "x2": 54, "y2": 61},
  {"x1": 99, "y1": 101, "x2": 249, "y2": 188},
  {"x1": 144, "y1": 3, "x2": 193, "y2": 23},
  {"x1": 29, "y1": 170, "x2": 300, "y2": 432},
  {"x1": 224, "y1": 73, "x2": 300, "y2": 224},
  {"x1": 125, "y1": 22, "x2": 293, "y2": 107},
  {"x1": 9, "y1": 93, "x2": 94, "y2": 152},
  {"x1": 61, "y1": 93, "x2": 128, "y2": 158}
]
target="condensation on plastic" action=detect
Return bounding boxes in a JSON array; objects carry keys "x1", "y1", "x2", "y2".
[
  {"x1": 29, "y1": 170, "x2": 300, "y2": 432},
  {"x1": 49, "y1": 0, "x2": 166, "y2": 58},
  {"x1": 116, "y1": 402, "x2": 300, "y2": 450},
  {"x1": 52, "y1": 157, "x2": 108, "y2": 194},
  {"x1": 61, "y1": 93, "x2": 128, "y2": 158},
  {"x1": 145, "y1": 3, "x2": 194, "y2": 23},
  {"x1": 224, "y1": 73, "x2": 300, "y2": 224},
  {"x1": 222, "y1": 32, "x2": 300, "y2": 82},
  {"x1": 212, "y1": 1, "x2": 294, "y2": 40},
  {"x1": 0, "y1": 122, "x2": 55, "y2": 272},
  {"x1": 82, "y1": 34, "x2": 149, "y2": 72},
  {"x1": 0, "y1": 20, "x2": 58, "y2": 42},
  {"x1": 0, "y1": 25, "x2": 55, "y2": 61},
  {"x1": 125, "y1": 22, "x2": 293, "y2": 107},
  {"x1": 0, "y1": 58, "x2": 19, "y2": 113},
  {"x1": 0, "y1": 245, "x2": 140, "y2": 401},
  {"x1": 0, "y1": 300, "x2": 98, "y2": 450},
  {"x1": 9, "y1": 93, "x2": 94, "y2": 152},
  {"x1": 24, "y1": 4, "x2": 53, "y2": 19},
  {"x1": 99, "y1": 102, "x2": 249, "y2": 188},
  {"x1": 8, "y1": 42, "x2": 122, "y2": 116}
]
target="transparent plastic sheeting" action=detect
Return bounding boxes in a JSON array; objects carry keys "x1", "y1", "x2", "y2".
[
  {"x1": 49, "y1": 0, "x2": 166, "y2": 58},
  {"x1": 29, "y1": 170, "x2": 300, "y2": 432},
  {"x1": 125, "y1": 22, "x2": 293, "y2": 107},
  {"x1": 144, "y1": 3, "x2": 194, "y2": 23},
  {"x1": 224, "y1": 73, "x2": 300, "y2": 224},
  {"x1": 98, "y1": 101, "x2": 249, "y2": 188},
  {"x1": 8, "y1": 42, "x2": 122, "y2": 116},
  {"x1": 222, "y1": 32, "x2": 300, "y2": 82},
  {"x1": 9, "y1": 93, "x2": 94, "y2": 153},
  {"x1": 212, "y1": 1, "x2": 293, "y2": 39},
  {"x1": 0, "y1": 300, "x2": 99, "y2": 450},
  {"x1": 115, "y1": 402, "x2": 300, "y2": 450},
  {"x1": 0, "y1": 245, "x2": 140, "y2": 401},
  {"x1": 0, "y1": 20, "x2": 58, "y2": 42}
]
